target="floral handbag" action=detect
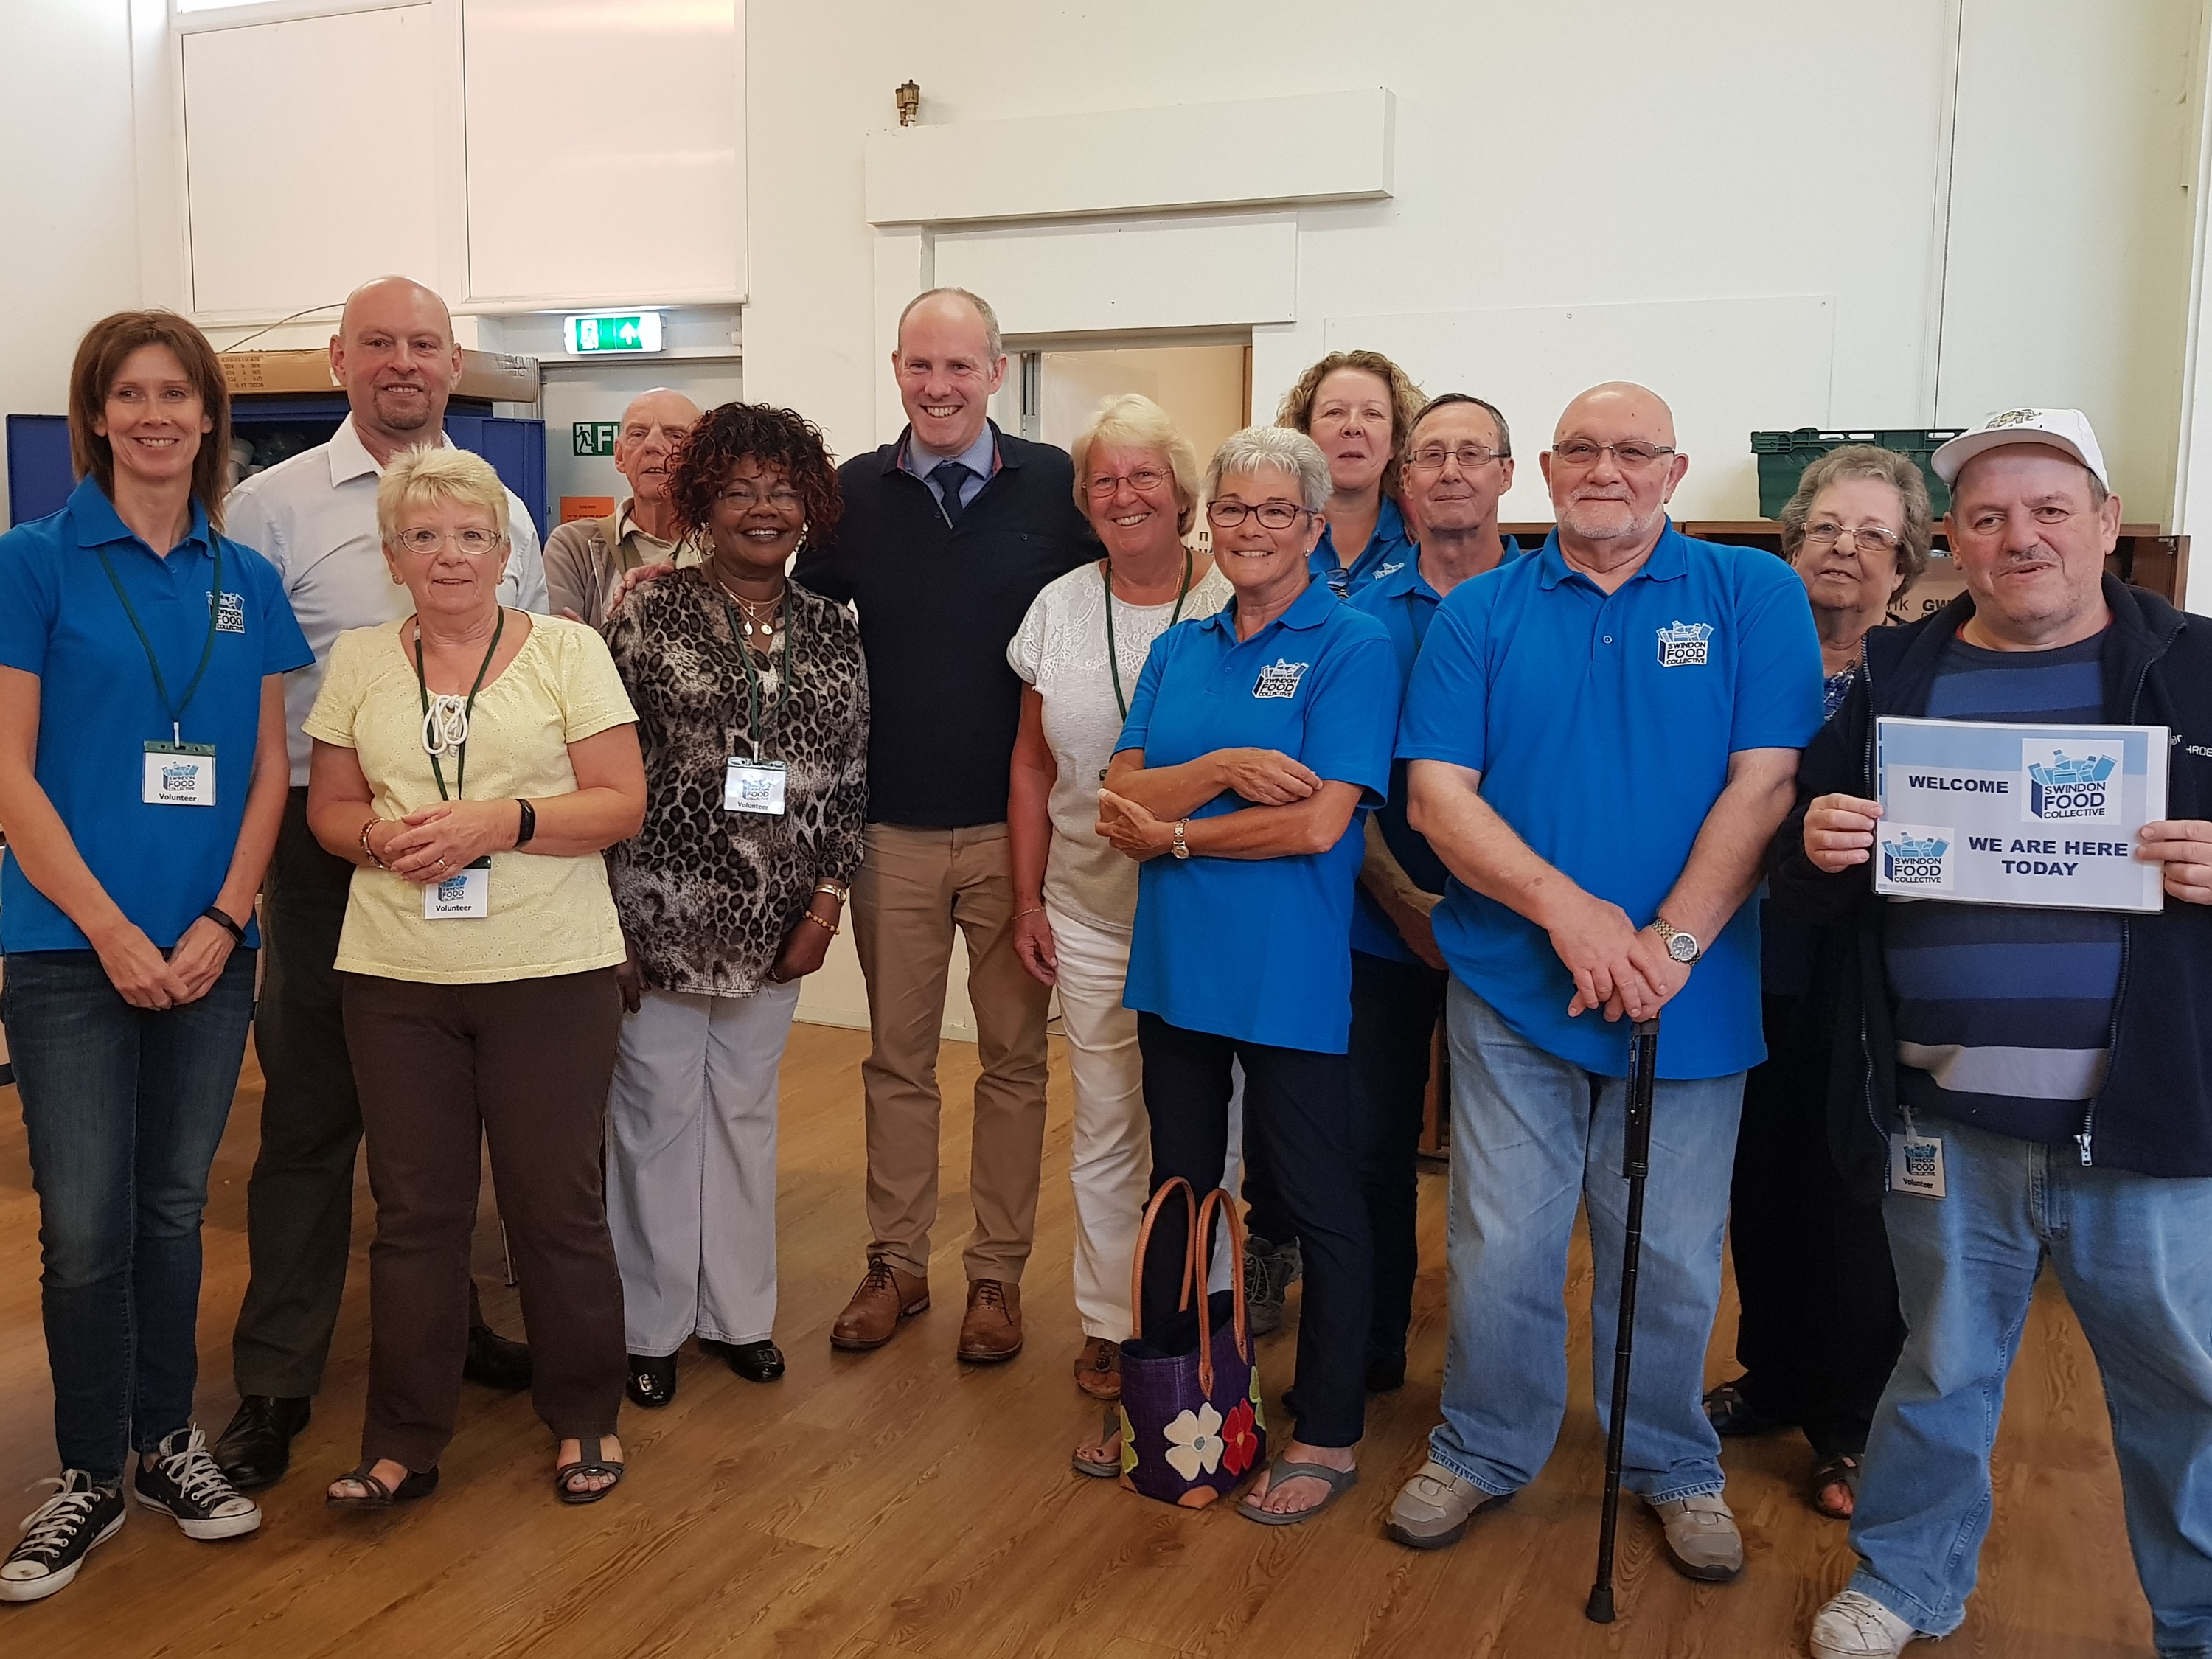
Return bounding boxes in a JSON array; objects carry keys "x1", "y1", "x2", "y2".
[{"x1": 1116, "y1": 1178, "x2": 1265, "y2": 1507}]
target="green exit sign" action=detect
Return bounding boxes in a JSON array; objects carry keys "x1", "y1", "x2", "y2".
[
  {"x1": 563, "y1": 311, "x2": 663, "y2": 355},
  {"x1": 572, "y1": 421, "x2": 622, "y2": 456}
]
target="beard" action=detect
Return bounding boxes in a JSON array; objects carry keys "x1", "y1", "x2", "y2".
[
  {"x1": 372, "y1": 383, "x2": 436, "y2": 433},
  {"x1": 1559, "y1": 492, "x2": 1660, "y2": 543}
]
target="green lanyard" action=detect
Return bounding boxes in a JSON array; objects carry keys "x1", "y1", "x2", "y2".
[
  {"x1": 718, "y1": 589, "x2": 793, "y2": 762},
  {"x1": 1101, "y1": 547, "x2": 1194, "y2": 723},
  {"x1": 97, "y1": 538, "x2": 224, "y2": 745},
  {"x1": 413, "y1": 608, "x2": 505, "y2": 800}
]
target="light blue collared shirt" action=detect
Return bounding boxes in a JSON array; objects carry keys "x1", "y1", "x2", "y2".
[{"x1": 900, "y1": 422, "x2": 999, "y2": 521}]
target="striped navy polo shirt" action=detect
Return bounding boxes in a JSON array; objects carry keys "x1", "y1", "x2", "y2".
[{"x1": 1885, "y1": 630, "x2": 2120, "y2": 1144}]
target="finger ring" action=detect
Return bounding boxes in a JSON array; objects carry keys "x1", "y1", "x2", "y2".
[{"x1": 437, "y1": 857, "x2": 448, "y2": 871}]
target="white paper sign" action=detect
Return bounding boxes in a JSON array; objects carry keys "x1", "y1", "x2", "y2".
[{"x1": 1874, "y1": 717, "x2": 2169, "y2": 912}]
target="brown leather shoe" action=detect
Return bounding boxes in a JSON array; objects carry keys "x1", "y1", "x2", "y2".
[
  {"x1": 956, "y1": 1279, "x2": 1023, "y2": 1363},
  {"x1": 830, "y1": 1257, "x2": 930, "y2": 1351},
  {"x1": 1072, "y1": 1336, "x2": 1121, "y2": 1400}
]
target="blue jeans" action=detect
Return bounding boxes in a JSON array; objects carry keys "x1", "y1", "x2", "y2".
[
  {"x1": 1430, "y1": 981, "x2": 1745, "y2": 1502},
  {"x1": 1848, "y1": 1118, "x2": 2212, "y2": 1655},
  {"x1": 4, "y1": 948, "x2": 255, "y2": 1482}
]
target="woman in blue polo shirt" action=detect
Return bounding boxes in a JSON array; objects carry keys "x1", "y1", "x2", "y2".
[
  {"x1": 0, "y1": 312, "x2": 310, "y2": 1601},
  {"x1": 1094, "y1": 425, "x2": 1399, "y2": 1525}
]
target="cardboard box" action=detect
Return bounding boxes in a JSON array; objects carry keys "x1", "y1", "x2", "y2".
[{"x1": 219, "y1": 348, "x2": 540, "y2": 403}]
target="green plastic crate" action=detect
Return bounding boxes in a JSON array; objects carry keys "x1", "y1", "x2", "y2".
[{"x1": 1751, "y1": 428, "x2": 1965, "y2": 520}]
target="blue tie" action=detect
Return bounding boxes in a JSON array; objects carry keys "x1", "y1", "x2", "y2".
[{"x1": 930, "y1": 459, "x2": 973, "y2": 525}]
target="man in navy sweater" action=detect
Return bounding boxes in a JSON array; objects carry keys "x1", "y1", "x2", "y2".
[
  {"x1": 1775, "y1": 409, "x2": 2212, "y2": 1659},
  {"x1": 796, "y1": 288, "x2": 1097, "y2": 1364}
]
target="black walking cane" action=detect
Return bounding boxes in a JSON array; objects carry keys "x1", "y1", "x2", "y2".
[{"x1": 1585, "y1": 1014, "x2": 1661, "y2": 1625}]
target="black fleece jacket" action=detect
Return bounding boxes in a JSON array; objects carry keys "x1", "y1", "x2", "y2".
[{"x1": 1769, "y1": 577, "x2": 2212, "y2": 1194}]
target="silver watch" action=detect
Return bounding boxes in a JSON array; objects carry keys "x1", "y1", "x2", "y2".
[
  {"x1": 1651, "y1": 914, "x2": 1701, "y2": 964},
  {"x1": 1171, "y1": 820, "x2": 1191, "y2": 860}
]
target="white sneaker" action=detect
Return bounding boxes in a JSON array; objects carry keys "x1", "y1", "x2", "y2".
[{"x1": 1809, "y1": 1589, "x2": 1922, "y2": 1658}]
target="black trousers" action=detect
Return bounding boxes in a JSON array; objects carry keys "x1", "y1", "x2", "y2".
[
  {"x1": 1726, "y1": 995, "x2": 1905, "y2": 1458},
  {"x1": 234, "y1": 790, "x2": 490, "y2": 1397},
  {"x1": 1138, "y1": 1015, "x2": 1371, "y2": 1449},
  {"x1": 1345, "y1": 950, "x2": 1447, "y2": 1370}
]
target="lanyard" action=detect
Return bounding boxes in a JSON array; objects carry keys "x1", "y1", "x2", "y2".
[
  {"x1": 97, "y1": 538, "x2": 224, "y2": 745},
  {"x1": 718, "y1": 589, "x2": 793, "y2": 762},
  {"x1": 413, "y1": 608, "x2": 504, "y2": 800},
  {"x1": 1101, "y1": 547, "x2": 1194, "y2": 723}
]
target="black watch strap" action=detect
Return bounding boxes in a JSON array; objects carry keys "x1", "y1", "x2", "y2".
[
  {"x1": 515, "y1": 798, "x2": 537, "y2": 849},
  {"x1": 200, "y1": 905, "x2": 246, "y2": 945}
]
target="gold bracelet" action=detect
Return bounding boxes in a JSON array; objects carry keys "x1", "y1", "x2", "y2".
[
  {"x1": 358, "y1": 819, "x2": 389, "y2": 870},
  {"x1": 801, "y1": 908, "x2": 839, "y2": 934}
]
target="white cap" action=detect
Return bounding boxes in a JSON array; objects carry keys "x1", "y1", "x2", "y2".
[{"x1": 1931, "y1": 408, "x2": 2108, "y2": 490}]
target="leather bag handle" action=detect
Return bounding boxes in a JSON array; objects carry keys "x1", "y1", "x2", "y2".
[
  {"x1": 1192, "y1": 1186, "x2": 1252, "y2": 1391},
  {"x1": 1127, "y1": 1177, "x2": 1197, "y2": 1347}
]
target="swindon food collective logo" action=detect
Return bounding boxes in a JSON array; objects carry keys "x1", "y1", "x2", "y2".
[
  {"x1": 1882, "y1": 828, "x2": 1952, "y2": 887},
  {"x1": 2023, "y1": 743, "x2": 2119, "y2": 822},
  {"x1": 1655, "y1": 619, "x2": 1713, "y2": 667},
  {"x1": 161, "y1": 759, "x2": 200, "y2": 795}
]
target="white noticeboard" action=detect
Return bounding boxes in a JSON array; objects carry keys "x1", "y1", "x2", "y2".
[{"x1": 1874, "y1": 717, "x2": 2170, "y2": 912}]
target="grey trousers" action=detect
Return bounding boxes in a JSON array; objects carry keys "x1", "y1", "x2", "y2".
[{"x1": 605, "y1": 981, "x2": 801, "y2": 1355}]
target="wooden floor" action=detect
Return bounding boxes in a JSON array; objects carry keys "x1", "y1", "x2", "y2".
[{"x1": 0, "y1": 1024, "x2": 2154, "y2": 1658}]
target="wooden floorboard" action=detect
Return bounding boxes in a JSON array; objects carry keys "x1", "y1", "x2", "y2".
[{"x1": 0, "y1": 1023, "x2": 2154, "y2": 1656}]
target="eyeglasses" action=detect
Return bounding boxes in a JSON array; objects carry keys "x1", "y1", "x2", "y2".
[
  {"x1": 1085, "y1": 468, "x2": 1171, "y2": 497},
  {"x1": 1801, "y1": 522, "x2": 1902, "y2": 554},
  {"x1": 1550, "y1": 440, "x2": 1677, "y2": 471},
  {"x1": 1206, "y1": 499, "x2": 1312, "y2": 531},
  {"x1": 391, "y1": 526, "x2": 504, "y2": 557},
  {"x1": 716, "y1": 484, "x2": 801, "y2": 510},
  {"x1": 1407, "y1": 443, "x2": 1508, "y2": 473}
]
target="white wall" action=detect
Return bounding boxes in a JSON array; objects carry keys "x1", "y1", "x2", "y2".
[{"x1": 0, "y1": 0, "x2": 142, "y2": 507}]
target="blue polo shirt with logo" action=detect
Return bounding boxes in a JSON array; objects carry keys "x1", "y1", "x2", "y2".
[
  {"x1": 0, "y1": 479, "x2": 312, "y2": 953},
  {"x1": 1116, "y1": 577, "x2": 1399, "y2": 1053},
  {"x1": 1346, "y1": 539, "x2": 1521, "y2": 962},
  {"x1": 1308, "y1": 494, "x2": 1416, "y2": 597},
  {"x1": 1397, "y1": 522, "x2": 1821, "y2": 1078}
]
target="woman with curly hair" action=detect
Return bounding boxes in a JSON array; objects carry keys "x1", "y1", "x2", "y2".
[
  {"x1": 600, "y1": 403, "x2": 868, "y2": 1405},
  {"x1": 1276, "y1": 349, "x2": 1427, "y2": 598}
]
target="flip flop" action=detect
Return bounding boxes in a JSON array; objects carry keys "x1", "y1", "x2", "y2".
[
  {"x1": 554, "y1": 1436, "x2": 625, "y2": 1506},
  {"x1": 1070, "y1": 1408, "x2": 1121, "y2": 1480},
  {"x1": 326, "y1": 1462, "x2": 439, "y2": 1509},
  {"x1": 1237, "y1": 1458, "x2": 1358, "y2": 1526}
]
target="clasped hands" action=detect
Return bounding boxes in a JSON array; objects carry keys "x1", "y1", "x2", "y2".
[
  {"x1": 1095, "y1": 747, "x2": 1318, "y2": 860},
  {"x1": 1803, "y1": 793, "x2": 2212, "y2": 903},
  {"x1": 366, "y1": 799, "x2": 518, "y2": 884},
  {"x1": 1547, "y1": 888, "x2": 1690, "y2": 1023}
]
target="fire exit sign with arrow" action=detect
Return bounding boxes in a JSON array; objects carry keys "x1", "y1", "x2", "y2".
[{"x1": 563, "y1": 312, "x2": 664, "y2": 355}]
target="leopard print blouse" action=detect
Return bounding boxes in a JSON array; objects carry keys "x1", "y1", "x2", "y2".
[{"x1": 604, "y1": 567, "x2": 869, "y2": 997}]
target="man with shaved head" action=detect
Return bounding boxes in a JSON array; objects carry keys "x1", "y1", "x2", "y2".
[
  {"x1": 544, "y1": 387, "x2": 700, "y2": 626},
  {"x1": 793, "y1": 287, "x2": 1098, "y2": 1366},
  {"x1": 1385, "y1": 383, "x2": 1822, "y2": 1581},
  {"x1": 213, "y1": 276, "x2": 549, "y2": 1488}
]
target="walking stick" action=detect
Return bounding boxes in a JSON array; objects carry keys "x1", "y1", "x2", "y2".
[{"x1": 1585, "y1": 1014, "x2": 1661, "y2": 1624}]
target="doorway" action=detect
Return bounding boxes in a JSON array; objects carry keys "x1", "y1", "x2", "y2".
[{"x1": 991, "y1": 341, "x2": 1251, "y2": 483}]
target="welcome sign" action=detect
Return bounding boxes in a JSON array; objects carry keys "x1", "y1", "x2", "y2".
[{"x1": 1874, "y1": 717, "x2": 2170, "y2": 912}]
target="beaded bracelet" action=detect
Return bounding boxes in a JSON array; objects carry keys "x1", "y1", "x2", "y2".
[{"x1": 358, "y1": 819, "x2": 389, "y2": 869}]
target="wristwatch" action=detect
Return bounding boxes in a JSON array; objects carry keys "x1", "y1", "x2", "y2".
[
  {"x1": 1171, "y1": 820, "x2": 1191, "y2": 860},
  {"x1": 1650, "y1": 914, "x2": 1702, "y2": 964}
]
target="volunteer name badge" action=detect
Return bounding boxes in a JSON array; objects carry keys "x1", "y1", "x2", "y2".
[
  {"x1": 725, "y1": 757, "x2": 788, "y2": 815},
  {"x1": 423, "y1": 856, "x2": 492, "y2": 919},
  {"x1": 1874, "y1": 717, "x2": 2169, "y2": 911},
  {"x1": 143, "y1": 741, "x2": 215, "y2": 806}
]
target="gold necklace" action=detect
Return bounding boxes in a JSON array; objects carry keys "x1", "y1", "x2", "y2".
[{"x1": 718, "y1": 577, "x2": 786, "y2": 645}]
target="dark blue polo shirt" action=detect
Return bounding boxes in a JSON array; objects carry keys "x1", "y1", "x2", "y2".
[
  {"x1": 0, "y1": 479, "x2": 311, "y2": 952},
  {"x1": 1346, "y1": 538, "x2": 1521, "y2": 962},
  {"x1": 1115, "y1": 577, "x2": 1399, "y2": 1053},
  {"x1": 1308, "y1": 494, "x2": 1416, "y2": 597},
  {"x1": 1397, "y1": 522, "x2": 1821, "y2": 1079}
]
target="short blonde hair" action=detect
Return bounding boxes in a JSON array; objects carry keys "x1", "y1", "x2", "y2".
[
  {"x1": 1208, "y1": 426, "x2": 1331, "y2": 512},
  {"x1": 1068, "y1": 394, "x2": 1201, "y2": 535},
  {"x1": 377, "y1": 445, "x2": 509, "y2": 544}
]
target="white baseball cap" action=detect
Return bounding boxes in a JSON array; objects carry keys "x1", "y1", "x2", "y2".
[{"x1": 1931, "y1": 408, "x2": 2108, "y2": 490}]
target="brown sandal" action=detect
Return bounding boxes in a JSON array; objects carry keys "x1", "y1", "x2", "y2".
[
  {"x1": 326, "y1": 1462, "x2": 439, "y2": 1509},
  {"x1": 555, "y1": 1437, "x2": 625, "y2": 1505},
  {"x1": 1810, "y1": 1453, "x2": 1860, "y2": 1520}
]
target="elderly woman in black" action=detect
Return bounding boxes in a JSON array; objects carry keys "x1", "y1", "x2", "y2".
[{"x1": 602, "y1": 403, "x2": 868, "y2": 1406}]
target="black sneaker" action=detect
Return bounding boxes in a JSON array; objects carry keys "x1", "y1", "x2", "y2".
[
  {"x1": 133, "y1": 1427, "x2": 262, "y2": 1540},
  {"x1": 1, "y1": 1472, "x2": 124, "y2": 1603}
]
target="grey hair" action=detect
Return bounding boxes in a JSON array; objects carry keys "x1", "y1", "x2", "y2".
[
  {"x1": 1411, "y1": 392, "x2": 1512, "y2": 459},
  {"x1": 896, "y1": 286, "x2": 1004, "y2": 364},
  {"x1": 1206, "y1": 425, "x2": 1330, "y2": 512}
]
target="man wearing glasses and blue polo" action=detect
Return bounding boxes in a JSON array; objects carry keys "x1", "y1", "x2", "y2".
[{"x1": 1383, "y1": 383, "x2": 1823, "y2": 1582}]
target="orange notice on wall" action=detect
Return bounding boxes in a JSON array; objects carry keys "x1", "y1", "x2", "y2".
[{"x1": 560, "y1": 496, "x2": 616, "y2": 524}]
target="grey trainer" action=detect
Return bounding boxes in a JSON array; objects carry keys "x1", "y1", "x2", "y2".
[
  {"x1": 1649, "y1": 1491, "x2": 1744, "y2": 1581},
  {"x1": 1384, "y1": 1458, "x2": 1514, "y2": 1550}
]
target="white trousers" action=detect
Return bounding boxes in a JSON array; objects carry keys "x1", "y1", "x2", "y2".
[
  {"x1": 605, "y1": 980, "x2": 801, "y2": 1354},
  {"x1": 1050, "y1": 902, "x2": 1241, "y2": 1341}
]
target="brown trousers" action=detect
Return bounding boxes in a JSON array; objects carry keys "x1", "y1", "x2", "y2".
[
  {"x1": 850, "y1": 823, "x2": 1052, "y2": 1283},
  {"x1": 341, "y1": 968, "x2": 625, "y2": 1471}
]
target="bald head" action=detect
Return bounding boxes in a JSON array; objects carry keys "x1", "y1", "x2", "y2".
[
  {"x1": 1542, "y1": 381, "x2": 1688, "y2": 560},
  {"x1": 1553, "y1": 381, "x2": 1677, "y2": 449},
  {"x1": 330, "y1": 276, "x2": 462, "y2": 460},
  {"x1": 893, "y1": 287, "x2": 1007, "y2": 455},
  {"x1": 615, "y1": 389, "x2": 703, "y2": 504}
]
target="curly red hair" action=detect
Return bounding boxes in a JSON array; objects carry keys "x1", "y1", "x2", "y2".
[{"x1": 668, "y1": 401, "x2": 842, "y2": 543}]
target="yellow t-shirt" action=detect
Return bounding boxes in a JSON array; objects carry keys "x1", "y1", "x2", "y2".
[{"x1": 302, "y1": 613, "x2": 637, "y2": 984}]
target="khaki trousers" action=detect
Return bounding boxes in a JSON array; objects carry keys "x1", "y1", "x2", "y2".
[{"x1": 851, "y1": 823, "x2": 1051, "y2": 1283}]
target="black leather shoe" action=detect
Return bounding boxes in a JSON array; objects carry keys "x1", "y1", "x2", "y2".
[
  {"x1": 211, "y1": 1394, "x2": 312, "y2": 1492},
  {"x1": 464, "y1": 1322, "x2": 533, "y2": 1391},
  {"x1": 705, "y1": 1338, "x2": 785, "y2": 1384},
  {"x1": 626, "y1": 1352, "x2": 678, "y2": 1410}
]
